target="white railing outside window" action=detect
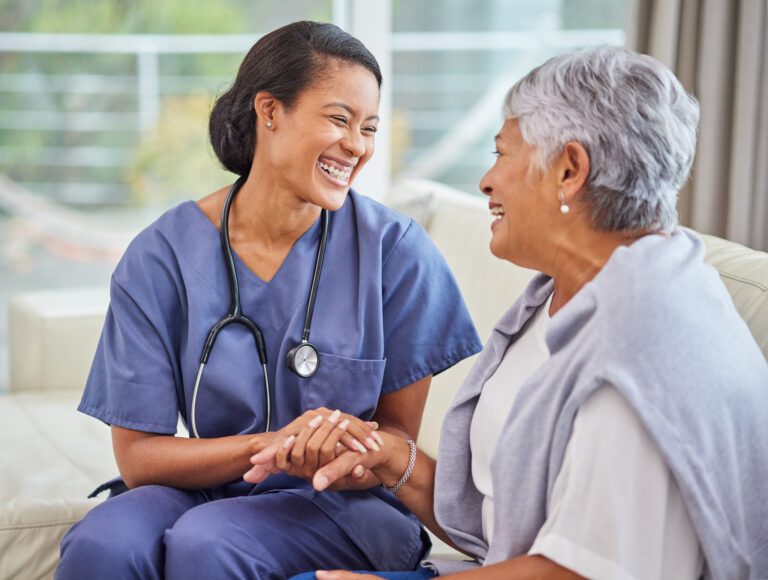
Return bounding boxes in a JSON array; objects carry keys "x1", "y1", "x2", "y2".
[{"x1": 0, "y1": 0, "x2": 626, "y2": 390}]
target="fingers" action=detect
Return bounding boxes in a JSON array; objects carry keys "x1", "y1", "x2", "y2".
[
  {"x1": 342, "y1": 419, "x2": 380, "y2": 452},
  {"x1": 284, "y1": 416, "x2": 317, "y2": 471},
  {"x1": 275, "y1": 434, "x2": 298, "y2": 472},
  {"x1": 303, "y1": 409, "x2": 342, "y2": 471},
  {"x1": 244, "y1": 441, "x2": 281, "y2": 483},
  {"x1": 318, "y1": 415, "x2": 351, "y2": 466},
  {"x1": 258, "y1": 409, "x2": 386, "y2": 485},
  {"x1": 304, "y1": 407, "x2": 380, "y2": 453},
  {"x1": 242, "y1": 464, "x2": 269, "y2": 483},
  {"x1": 314, "y1": 451, "x2": 371, "y2": 491},
  {"x1": 278, "y1": 407, "x2": 329, "y2": 439},
  {"x1": 325, "y1": 465, "x2": 379, "y2": 492}
]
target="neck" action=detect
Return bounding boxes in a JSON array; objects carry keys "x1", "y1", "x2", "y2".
[
  {"x1": 545, "y1": 223, "x2": 652, "y2": 316},
  {"x1": 229, "y1": 169, "x2": 321, "y2": 250}
]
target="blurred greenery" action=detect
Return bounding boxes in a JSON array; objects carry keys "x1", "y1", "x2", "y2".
[
  {"x1": 0, "y1": 0, "x2": 331, "y2": 33},
  {"x1": 0, "y1": 1, "x2": 333, "y2": 206},
  {"x1": 127, "y1": 94, "x2": 230, "y2": 204}
]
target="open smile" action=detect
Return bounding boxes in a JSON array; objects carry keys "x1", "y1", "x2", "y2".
[
  {"x1": 490, "y1": 202, "x2": 505, "y2": 230},
  {"x1": 316, "y1": 157, "x2": 354, "y2": 187}
]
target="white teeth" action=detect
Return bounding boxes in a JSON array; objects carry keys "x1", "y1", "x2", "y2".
[
  {"x1": 318, "y1": 161, "x2": 352, "y2": 182},
  {"x1": 490, "y1": 206, "x2": 505, "y2": 216}
]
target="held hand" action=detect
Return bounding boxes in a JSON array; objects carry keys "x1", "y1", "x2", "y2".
[
  {"x1": 243, "y1": 409, "x2": 383, "y2": 484},
  {"x1": 283, "y1": 408, "x2": 381, "y2": 455},
  {"x1": 313, "y1": 432, "x2": 410, "y2": 492},
  {"x1": 263, "y1": 412, "x2": 383, "y2": 485}
]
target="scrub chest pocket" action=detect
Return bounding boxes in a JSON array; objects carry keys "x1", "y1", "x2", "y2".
[{"x1": 304, "y1": 352, "x2": 386, "y2": 419}]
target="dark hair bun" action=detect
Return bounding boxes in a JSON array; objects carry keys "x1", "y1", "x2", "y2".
[{"x1": 209, "y1": 91, "x2": 255, "y2": 177}]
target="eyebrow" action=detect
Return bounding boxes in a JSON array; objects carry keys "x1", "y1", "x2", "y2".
[
  {"x1": 323, "y1": 102, "x2": 380, "y2": 122},
  {"x1": 494, "y1": 133, "x2": 501, "y2": 141}
]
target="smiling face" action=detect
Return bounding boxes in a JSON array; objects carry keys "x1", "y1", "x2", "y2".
[
  {"x1": 479, "y1": 118, "x2": 562, "y2": 267},
  {"x1": 256, "y1": 59, "x2": 380, "y2": 211}
]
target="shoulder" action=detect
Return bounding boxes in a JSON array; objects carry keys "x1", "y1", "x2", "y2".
[
  {"x1": 584, "y1": 230, "x2": 731, "y2": 337},
  {"x1": 595, "y1": 230, "x2": 717, "y2": 309},
  {"x1": 567, "y1": 229, "x2": 766, "y2": 395},
  {"x1": 343, "y1": 190, "x2": 433, "y2": 261},
  {"x1": 114, "y1": 200, "x2": 205, "y2": 290}
]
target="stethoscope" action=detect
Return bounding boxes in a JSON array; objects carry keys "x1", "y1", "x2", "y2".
[{"x1": 190, "y1": 176, "x2": 330, "y2": 438}]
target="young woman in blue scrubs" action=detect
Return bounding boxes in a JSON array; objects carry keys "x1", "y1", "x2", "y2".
[{"x1": 55, "y1": 21, "x2": 481, "y2": 580}]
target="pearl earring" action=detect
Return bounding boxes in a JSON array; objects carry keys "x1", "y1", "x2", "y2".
[
  {"x1": 265, "y1": 120, "x2": 273, "y2": 129},
  {"x1": 559, "y1": 191, "x2": 570, "y2": 214}
]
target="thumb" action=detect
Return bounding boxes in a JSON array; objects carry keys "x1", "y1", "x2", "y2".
[
  {"x1": 250, "y1": 442, "x2": 280, "y2": 465},
  {"x1": 243, "y1": 464, "x2": 271, "y2": 484},
  {"x1": 313, "y1": 452, "x2": 367, "y2": 491}
]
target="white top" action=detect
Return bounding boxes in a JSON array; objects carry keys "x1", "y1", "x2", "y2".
[
  {"x1": 469, "y1": 294, "x2": 551, "y2": 543},
  {"x1": 469, "y1": 298, "x2": 704, "y2": 579}
]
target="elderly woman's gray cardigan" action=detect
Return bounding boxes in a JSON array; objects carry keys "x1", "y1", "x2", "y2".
[{"x1": 425, "y1": 230, "x2": 768, "y2": 579}]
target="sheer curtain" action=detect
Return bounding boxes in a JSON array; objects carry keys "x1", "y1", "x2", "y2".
[{"x1": 626, "y1": 0, "x2": 768, "y2": 250}]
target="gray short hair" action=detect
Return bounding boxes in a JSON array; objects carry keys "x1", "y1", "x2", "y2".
[{"x1": 503, "y1": 46, "x2": 700, "y2": 232}]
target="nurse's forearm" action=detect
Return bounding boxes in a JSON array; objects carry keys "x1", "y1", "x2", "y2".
[{"x1": 112, "y1": 425, "x2": 268, "y2": 489}]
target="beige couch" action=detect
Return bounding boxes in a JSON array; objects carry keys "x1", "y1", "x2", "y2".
[{"x1": 2, "y1": 180, "x2": 767, "y2": 579}]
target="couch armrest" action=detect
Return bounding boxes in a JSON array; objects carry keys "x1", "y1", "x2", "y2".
[{"x1": 8, "y1": 287, "x2": 109, "y2": 393}]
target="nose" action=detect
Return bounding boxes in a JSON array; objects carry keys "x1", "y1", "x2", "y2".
[
  {"x1": 342, "y1": 131, "x2": 368, "y2": 158},
  {"x1": 479, "y1": 168, "x2": 493, "y2": 197}
]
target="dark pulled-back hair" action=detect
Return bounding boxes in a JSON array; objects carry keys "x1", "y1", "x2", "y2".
[{"x1": 209, "y1": 21, "x2": 382, "y2": 176}]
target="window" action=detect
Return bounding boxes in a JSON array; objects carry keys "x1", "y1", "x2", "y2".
[{"x1": 0, "y1": 0, "x2": 626, "y2": 390}]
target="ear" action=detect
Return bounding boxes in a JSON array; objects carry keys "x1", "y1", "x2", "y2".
[
  {"x1": 558, "y1": 141, "x2": 590, "y2": 198},
  {"x1": 253, "y1": 91, "x2": 278, "y2": 128}
]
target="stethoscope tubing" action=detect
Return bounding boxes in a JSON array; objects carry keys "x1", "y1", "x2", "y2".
[
  {"x1": 190, "y1": 177, "x2": 328, "y2": 438},
  {"x1": 191, "y1": 361, "x2": 270, "y2": 439}
]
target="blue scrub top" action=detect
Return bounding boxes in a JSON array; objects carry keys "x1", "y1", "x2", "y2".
[{"x1": 79, "y1": 190, "x2": 482, "y2": 567}]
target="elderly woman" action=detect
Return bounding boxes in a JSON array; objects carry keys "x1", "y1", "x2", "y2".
[{"x1": 250, "y1": 47, "x2": 768, "y2": 579}]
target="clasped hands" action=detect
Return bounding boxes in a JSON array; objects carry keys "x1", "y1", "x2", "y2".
[{"x1": 244, "y1": 407, "x2": 403, "y2": 491}]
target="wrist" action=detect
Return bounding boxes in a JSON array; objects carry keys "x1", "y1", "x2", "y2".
[
  {"x1": 373, "y1": 437, "x2": 415, "y2": 491},
  {"x1": 245, "y1": 432, "x2": 270, "y2": 457}
]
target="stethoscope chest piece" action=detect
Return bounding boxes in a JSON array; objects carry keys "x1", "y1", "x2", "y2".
[{"x1": 286, "y1": 342, "x2": 320, "y2": 378}]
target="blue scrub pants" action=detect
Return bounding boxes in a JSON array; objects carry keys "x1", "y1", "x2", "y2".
[{"x1": 56, "y1": 485, "x2": 385, "y2": 579}]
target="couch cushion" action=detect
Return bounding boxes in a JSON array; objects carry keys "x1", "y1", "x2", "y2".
[
  {"x1": 0, "y1": 391, "x2": 115, "y2": 580},
  {"x1": 9, "y1": 288, "x2": 108, "y2": 393},
  {"x1": 698, "y1": 232, "x2": 768, "y2": 358}
]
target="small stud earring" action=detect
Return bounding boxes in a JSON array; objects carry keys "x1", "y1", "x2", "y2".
[
  {"x1": 559, "y1": 191, "x2": 570, "y2": 214},
  {"x1": 265, "y1": 120, "x2": 273, "y2": 129}
]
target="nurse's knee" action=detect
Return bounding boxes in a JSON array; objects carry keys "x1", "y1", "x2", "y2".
[
  {"x1": 165, "y1": 505, "x2": 276, "y2": 579},
  {"x1": 57, "y1": 503, "x2": 157, "y2": 578},
  {"x1": 57, "y1": 486, "x2": 181, "y2": 580}
]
